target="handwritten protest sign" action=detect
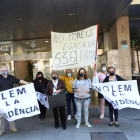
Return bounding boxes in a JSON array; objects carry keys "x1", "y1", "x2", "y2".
[
  {"x1": 94, "y1": 80, "x2": 140, "y2": 110},
  {"x1": 51, "y1": 25, "x2": 98, "y2": 70},
  {"x1": 0, "y1": 84, "x2": 40, "y2": 122}
]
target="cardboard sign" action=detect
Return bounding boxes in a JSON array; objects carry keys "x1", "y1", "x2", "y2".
[{"x1": 51, "y1": 25, "x2": 98, "y2": 70}]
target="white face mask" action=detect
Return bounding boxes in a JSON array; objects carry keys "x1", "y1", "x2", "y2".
[
  {"x1": 67, "y1": 73, "x2": 71, "y2": 77},
  {"x1": 102, "y1": 67, "x2": 106, "y2": 72}
]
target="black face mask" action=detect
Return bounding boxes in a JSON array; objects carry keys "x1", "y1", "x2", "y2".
[
  {"x1": 79, "y1": 73, "x2": 85, "y2": 77},
  {"x1": 110, "y1": 72, "x2": 115, "y2": 76},
  {"x1": 38, "y1": 77, "x2": 43, "y2": 80},
  {"x1": 52, "y1": 76, "x2": 58, "y2": 80}
]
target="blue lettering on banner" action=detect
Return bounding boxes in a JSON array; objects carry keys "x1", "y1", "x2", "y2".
[{"x1": 4, "y1": 105, "x2": 39, "y2": 118}]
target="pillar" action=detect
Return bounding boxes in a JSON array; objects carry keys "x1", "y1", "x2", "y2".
[
  {"x1": 116, "y1": 16, "x2": 132, "y2": 80},
  {"x1": 103, "y1": 16, "x2": 132, "y2": 80}
]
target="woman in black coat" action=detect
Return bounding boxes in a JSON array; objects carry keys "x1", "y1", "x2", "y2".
[
  {"x1": 33, "y1": 71, "x2": 49, "y2": 120},
  {"x1": 103, "y1": 66, "x2": 126, "y2": 127}
]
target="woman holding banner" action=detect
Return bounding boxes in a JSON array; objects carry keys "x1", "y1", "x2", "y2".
[
  {"x1": 73, "y1": 68, "x2": 92, "y2": 128},
  {"x1": 103, "y1": 66, "x2": 126, "y2": 127},
  {"x1": 93, "y1": 63, "x2": 108, "y2": 119},
  {"x1": 33, "y1": 71, "x2": 49, "y2": 120},
  {"x1": 46, "y1": 71, "x2": 67, "y2": 130},
  {"x1": 59, "y1": 69, "x2": 76, "y2": 121}
]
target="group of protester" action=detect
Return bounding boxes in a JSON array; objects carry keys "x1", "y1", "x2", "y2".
[{"x1": 0, "y1": 64, "x2": 125, "y2": 136}]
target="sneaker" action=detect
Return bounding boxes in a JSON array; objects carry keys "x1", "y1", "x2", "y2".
[
  {"x1": 99, "y1": 114, "x2": 104, "y2": 119},
  {"x1": 75, "y1": 114, "x2": 77, "y2": 120},
  {"x1": 75, "y1": 123, "x2": 80, "y2": 128},
  {"x1": 0, "y1": 132, "x2": 4, "y2": 136},
  {"x1": 85, "y1": 122, "x2": 92, "y2": 128},
  {"x1": 67, "y1": 115, "x2": 71, "y2": 120},
  {"x1": 10, "y1": 128, "x2": 17, "y2": 132}
]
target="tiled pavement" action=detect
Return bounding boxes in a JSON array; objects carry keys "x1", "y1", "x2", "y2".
[{"x1": 1, "y1": 108, "x2": 140, "y2": 140}]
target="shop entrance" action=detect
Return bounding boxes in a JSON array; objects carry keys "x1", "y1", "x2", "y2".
[
  {"x1": 14, "y1": 59, "x2": 52, "y2": 82},
  {"x1": 14, "y1": 61, "x2": 30, "y2": 82}
]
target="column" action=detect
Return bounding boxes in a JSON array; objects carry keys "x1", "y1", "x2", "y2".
[{"x1": 116, "y1": 16, "x2": 132, "y2": 80}]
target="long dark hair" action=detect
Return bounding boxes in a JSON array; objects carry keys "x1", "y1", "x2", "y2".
[
  {"x1": 77, "y1": 68, "x2": 88, "y2": 80},
  {"x1": 36, "y1": 71, "x2": 46, "y2": 85}
]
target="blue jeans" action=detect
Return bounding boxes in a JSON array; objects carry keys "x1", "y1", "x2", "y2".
[
  {"x1": 67, "y1": 92, "x2": 76, "y2": 115},
  {"x1": 74, "y1": 97, "x2": 91, "y2": 123}
]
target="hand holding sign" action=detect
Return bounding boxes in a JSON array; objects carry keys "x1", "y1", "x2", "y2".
[
  {"x1": 77, "y1": 89, "x2": 80, "y2": 93},
  {"x1": 86, "y1": 90, "x2": 90, "y2": 93}
]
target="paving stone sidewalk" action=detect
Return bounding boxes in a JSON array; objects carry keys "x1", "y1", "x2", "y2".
[{"x1": 1, "y1": 108, "x2": 140, "y2": 140}]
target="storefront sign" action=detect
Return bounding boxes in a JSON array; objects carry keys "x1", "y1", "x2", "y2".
[
  {"x1": 0, "y1": 46, "x2": 9, "y2": 51},
  {"x1": 24, "y1": 47, "x2": 47, "y2": 52},
  {"x1": 51, "y1": 25, "x2": 98, "y2": 70},
  {"x1": 122, "y1": 45, "x2": 128, "y2": 49}
]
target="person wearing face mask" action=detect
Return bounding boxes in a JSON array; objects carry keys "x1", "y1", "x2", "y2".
[
  {"x1": 46, "y1": 71, "x2": 67, "y2": 130},
  {"x1": 102, "y1": 66, "x2": 126, "y2": 127},
  {"x1": 33, "y1": 71, "x2": 49, "y2": 120},
  {"x1": 59, "y1": 69, "x2": 76, "y2": 121},
  {"x1": 72, "y1": 68, "x2": 92, "y2": 128},
  {"x1": 93, "y1": 63, "x2": 109, "y2": 119},
  {"x1": 0, "y1": 66, "x2": 31, "y2": 137}
]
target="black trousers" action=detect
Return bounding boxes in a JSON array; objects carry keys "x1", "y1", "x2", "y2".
[
  {"x1": 38, "y1": 101, "x2": 46, "y2": 118},
  {"x1": 108, "y1": 103, "x2": 118, "y2": 122},
  {"x1": 53, "y1": 106, "x2": 66, "y2": 128}
]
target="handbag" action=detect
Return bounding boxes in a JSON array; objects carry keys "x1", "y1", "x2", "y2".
[{"x1": 48, "y1": 94, "x2": 67, "y2": 108}]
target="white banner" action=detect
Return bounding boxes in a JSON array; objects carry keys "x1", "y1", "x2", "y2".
[
  {"x1": 94, "y1": 80, "x2": 140, "y2": 110},
  {"x1": 36, "y1": 91, "x2": 49, "y2": 109},
  {"x1": 51, "y1": 25, "x2": 98, "y2": 70},
  {"x1": 0, "y1": 84, "x2": 40, "y2": 122}
]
